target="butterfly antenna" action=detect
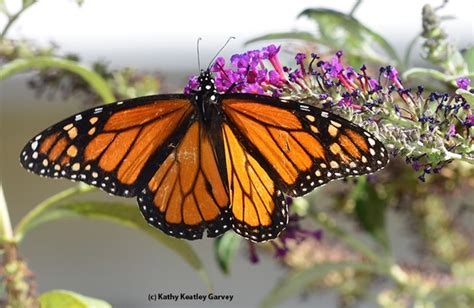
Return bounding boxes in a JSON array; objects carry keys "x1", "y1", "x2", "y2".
[
  {"x1": 207, "y1": 36, "x2": 235, "y2": 69},
  {"x1": 197, "y1": 37, "x2": 202, "y2": 72}
]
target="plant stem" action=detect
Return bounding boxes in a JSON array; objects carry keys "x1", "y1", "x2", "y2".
[
  {"x1": 2, "y1": 241, "x2": 39, "y2": 307},
  {"x1": 1, "y1": 185, "x2": 39, "y2": 306},
  {"x1": 14, "y1": 184, "x2": 95, "y2": 242},
  {"x1": 0, "y1": 184, "x2": 13, "y2": 243},
  {"x1": 0, "y1": 0, "x2": 37, "y2": 39},
  {"x1": 349, "y1": 0, "x2": 363, "y2": 17}
]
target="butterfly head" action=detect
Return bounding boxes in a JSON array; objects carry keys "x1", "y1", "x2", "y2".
[
  {"x1": 198, "y1": 69, "x2": 214, "y2": 85},
  {"x1": 196, "y1": 69, "x2": 217, "y2": 96}
]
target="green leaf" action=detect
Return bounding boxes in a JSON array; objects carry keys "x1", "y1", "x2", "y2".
[
  {"x1": 22, "y1": 0, "x2": 36, "y2": 8},
  {"x1": 39, "y1": 289, "x2": 111, "y2": 308},
  {"x1": 214, "y1": 231, "x2": 241, "y2": 274},
  {"x1": 21, "y1": 201, "x2": 212, "y2": 289},
  {"x1": 402, "y1": 68, "x2": 453, "y2": 84},
  {"x1": 0, "y1": 1, "x2": 7, "y2": 14},
  {"x1": 403, "y1": 32, "x2": 422, "y2": 67},
  {"x1": 246, "y1": 31, "x2": 317, "y2": 45},
  {"x1": 351, "y1": 177, "x2": 388, "y2": 247},
  {"x1": 0, "y1": 56, "x2": 115, "y2": 103},
  {"x1": 299, "y1": 8, "x2": 400, "y2": 66},
  {"x1": 463, "y1": 46, "x2": 474, "y2": 73},
  {"x1": 456, "y1": 89, "x2": 474, "y2": 105},
  {"x1": 260, "y1": 261, "x2": 375, "y2": 308}
]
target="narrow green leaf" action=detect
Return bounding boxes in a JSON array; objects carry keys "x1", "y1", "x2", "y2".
[
  {"x1": 246, "y1": 31, "x2": 317, "y2": 45},
  {"x1": 403, "y1": 33, "x2": 422, "y2": 67},
  {"x1": 21, "y1": 201, "x2": 211, "y2": 289},
  {"x1": 351, "y1": 177, "x2": 388, "y2": 247},
  {"x1": 14, "y1": 184, "x2": 96, "y2": 242},
  {"x1": 260, "y1": 261, "x2": 375, "y2": 308},
  {"x1": 214, "y1": 231, "x2": 241, "y2": 274},
  {"x1": 463, "y1": 46, "x2": 474, "y2": 72},
  {"x1": 0, "y1": 56, "x2": 115, "y2": 103},
  {"x1": 39, "y1": 289, "x2": 111, "y2": 308},
  {"x1": 299, "y1": 8, "x2": 400, "y2": 66},
  {"x1": 402, "y1": 68, "x2": 453, "y2": 83}
]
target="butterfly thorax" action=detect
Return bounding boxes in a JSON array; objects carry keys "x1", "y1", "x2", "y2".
[{"x1": 192, "y1": 70, "x2": 222, "y2": 128}]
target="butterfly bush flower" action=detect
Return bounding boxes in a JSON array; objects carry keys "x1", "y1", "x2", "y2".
[
  {"x1": 246, "y1": 197, "x2": 322, "y2": 262},
  {"x1": 186, "y1": 45, "x2": 474, "y2": 181},
  {"x1": 456, "y1": 77, "x2": 471, "y2": 90},
  {"x1": 466, "y1": 114, "x2": 474, "y2": 128}
]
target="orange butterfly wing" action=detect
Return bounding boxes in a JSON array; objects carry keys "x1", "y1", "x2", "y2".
[
  {"x1": 222, "y1": 95, "x2": 388, "y2": 197},
  {"x1": 138, "y1": 122, "x2": 231, "y2": 239},
  {"x1": 222, "y1": 123, "x2": 287, "y2": 241},
  {"x1": 20, "y1": 95, "x2": 193, "y2": 197}
]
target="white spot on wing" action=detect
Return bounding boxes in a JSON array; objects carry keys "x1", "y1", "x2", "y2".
[{"x1": 299, "y1": 104, "x2": 310, "y2": 111}]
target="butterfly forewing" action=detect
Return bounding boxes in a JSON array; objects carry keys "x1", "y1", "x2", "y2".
[
  {"x1": 222, "y1": 94, "x2": 389, "y2": 196},
  {"x1": 20, "y1": 95, "x2": 193, "y2": 197}
]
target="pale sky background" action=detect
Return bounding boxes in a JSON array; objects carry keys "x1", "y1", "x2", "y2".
[
  {"x1": 2, "y1": 0, "x2": 473, "y2": 75},
  {"x1": 1, "y1": 1, "x2": 473, "y2": 307}
]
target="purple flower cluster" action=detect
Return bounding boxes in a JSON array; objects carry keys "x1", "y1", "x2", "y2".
[
  {"x1": 184, "y1": 45, "x2": 403, "y2": 113},
  {"x1": 185, "y1": 44, "x2": 289, "y2": 95},
  {"x1": 465, "y1": 114, "x2": 474, "y2": 128}
]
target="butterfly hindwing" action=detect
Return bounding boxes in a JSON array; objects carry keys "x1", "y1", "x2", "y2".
[
  {"x1": 20, "y1": 95, "x2": 193, "y2": 197},
  {"x1": 138, "y1": 122, "x2": 232, "y2": 240},
  {"x1": 222, "y1": 94, "x2": 389, "y2": 197},
  {"x1": 222, "y1": 123, "x2": 288, "y2": 241}
]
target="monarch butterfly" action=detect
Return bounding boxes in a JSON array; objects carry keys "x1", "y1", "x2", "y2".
[{"x1": 20, "y1": 68, "x2": 388, "y2": 242}]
